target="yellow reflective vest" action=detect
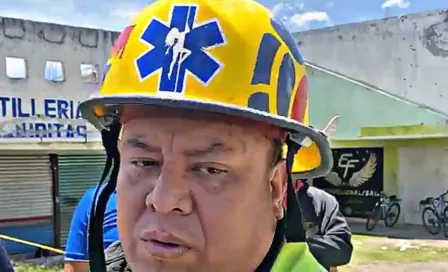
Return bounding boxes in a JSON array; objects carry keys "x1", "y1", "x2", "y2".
[{"x1": 271, "y1": 242, "x2": 327, "y2": 272}]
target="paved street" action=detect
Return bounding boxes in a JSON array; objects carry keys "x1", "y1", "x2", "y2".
[
  {"x1": 343, "y1": 262, "x2": 448, "y2": 272},
  {"x1": 347, "y1": 218, "x2": 448, "y2": 240}
]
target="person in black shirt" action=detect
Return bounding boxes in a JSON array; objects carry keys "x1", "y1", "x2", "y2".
[
  {"x1": 294, "y1": 178, "x2": 353, "y2": 271},
  {"x1": 298, "y1": 115, "x2": 352, "y2": 270}
]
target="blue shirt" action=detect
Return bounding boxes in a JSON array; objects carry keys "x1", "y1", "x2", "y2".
[
  {"x1": 64, "y1": 186, "x2": 118, "y2": 262},
  {"x1": 0, "y1": 240, "x2": 13, "y2": 272}
]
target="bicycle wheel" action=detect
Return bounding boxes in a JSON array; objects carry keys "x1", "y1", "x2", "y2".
[
  {"x1": 422, "y1": 207, "x2": 441, "y2": 235},
  {"x1": 385, "y1": 203, "x2": 401, "y2": 227},
  {"x1": 366, "y1": 204, "x2": 382, "y2": 231},
  {"x1": 443, "y1": 207, "x2": 448, "y2": 238}
]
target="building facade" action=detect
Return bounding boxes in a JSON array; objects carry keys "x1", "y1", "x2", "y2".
[
  {"x1": 0, "y1": 16, "x2": 115, "y2": 254},
  {"x1": 1, "y1": 8, "x2": 447, "y2": 255},
  {"x1": 295, "y1": 9, "x2": 448, "y2": 225}
]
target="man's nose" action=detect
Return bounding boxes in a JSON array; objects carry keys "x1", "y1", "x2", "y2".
[{"x1": 145, "y1": 165, "x2": 193, "y2": 215}]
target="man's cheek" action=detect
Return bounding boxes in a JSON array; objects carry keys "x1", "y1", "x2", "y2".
[
  {"x1": 117, "y1": 179, "x2": 143, "y2": 225},
  {"x1": 118, "y1": 162, "x2": 141, "y2": 187},
  {"x1": 116, "y1": 194, "x2": 141, "y2": 250},
  {"x1": 117, "y1": 190, "x2": 145, "y2": 220}
]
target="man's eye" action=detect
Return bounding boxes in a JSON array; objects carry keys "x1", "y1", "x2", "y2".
[
  {"x1": 193, "y1": 166, "x2": 227, "y2": 175},
  {"x1": 131, "y1": 160, "x2": 160, "y2": 168}
]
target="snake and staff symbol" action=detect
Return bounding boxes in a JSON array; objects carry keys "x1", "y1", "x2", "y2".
[{"x1": 164, "y1": 7, "x2": 193, "y2": 91}]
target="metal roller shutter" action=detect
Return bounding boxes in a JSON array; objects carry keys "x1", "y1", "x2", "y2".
[
  {"x1": 0, "y1": 155, "x2": 53, "y2": 223},
  {"x1": 58, "y1": 154, "x2": 107, "y2": 246},
  {"x1": 0, "y1": 154, "x2": 55, "y2": 254}
]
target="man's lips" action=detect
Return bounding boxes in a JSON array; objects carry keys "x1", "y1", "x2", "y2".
[{"x1": 140, "y1": 230, "x2": 192, "y2": 259}]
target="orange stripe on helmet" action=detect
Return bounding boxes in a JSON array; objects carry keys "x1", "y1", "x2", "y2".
[
  {"x1": 111, "y1": 25, "x2": 135, "y2": 59},
  {"x1": 290, "y1": 75, "x2": 308, "y2": 123},
  {"x1": 302, "y1": 99, "x2": 309, "y2": 126}
]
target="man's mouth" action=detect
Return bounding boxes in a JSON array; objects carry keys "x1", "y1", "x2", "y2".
[
  {"x1": 151, "y1": 239, "x2": 181, "y2": 248},
  {"x1": 140, "y1": 231, "x2": 191, "y2": 259},
  {"x1": 142, "y1": 239, "x2": 190, "y2": 259}
]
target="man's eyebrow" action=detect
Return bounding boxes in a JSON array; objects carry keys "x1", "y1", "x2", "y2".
[
  {"x1": 124, "y1": 137, "x2": 161, "y2": 152},
  {"x1": 184, "y1": 142, "x2": 236, "y2": 157}
]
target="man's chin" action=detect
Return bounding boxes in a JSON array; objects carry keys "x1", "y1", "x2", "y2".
[
  {"x1": 129, "y1": 258, "x2": 198, "y2": 272},
  {"x1": 131, "y1": 243, "x2": 199, "y2": 269}
]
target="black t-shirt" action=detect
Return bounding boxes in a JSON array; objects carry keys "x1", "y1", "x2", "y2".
[{"x1": 297, "y1": 184, "x2": 353, "y2": 269}]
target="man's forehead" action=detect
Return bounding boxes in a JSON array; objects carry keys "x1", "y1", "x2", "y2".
[{"x1": 121, "y1": 135, "x2": 244, "y2": 156}]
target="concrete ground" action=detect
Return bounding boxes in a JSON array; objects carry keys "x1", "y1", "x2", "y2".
[
  {"x1": 344, "y1": 218, "x2": 448, "y2": 271},
  {"x1": 343, "y1": 262, "x2": 448, "y2": 272},
  {"x1": 347, "y1": 217, "x2": 448, "y2": 240}
]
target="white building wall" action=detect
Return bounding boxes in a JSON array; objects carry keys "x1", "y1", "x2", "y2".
[
  {"x1": 398, "y1": 145, "x2": 448, "y2": 225},
  {"x1": 0, "y1": 17, "x2": 118, "y2": 142},
  {"x1": 295, "y1": 9, "x2": 448, "y2": 116}
]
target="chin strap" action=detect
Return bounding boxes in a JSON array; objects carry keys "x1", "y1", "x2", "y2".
[
  {"x1": 255, "y1": 132, "x2": 306, "y2": 271},
  {"x1": 284, "y1": 133, "x2": 306, "y2": 242},
  {"x1": 88, "y1": 123, "x2": 121, "y2": 272}
]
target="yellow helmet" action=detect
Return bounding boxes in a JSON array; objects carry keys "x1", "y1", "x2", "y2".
[
  {"x1": 81, "y1": 1, "x2": 334, "y2": 270},
  {"x1": 80, "y1": 0, "x2": 332, "y2": 177}
]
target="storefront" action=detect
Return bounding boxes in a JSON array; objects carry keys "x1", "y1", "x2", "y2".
[
  {"x1": 313, "y1": 147, "x2": 384, "y2": 218},
  {"x1": 317, "y1": 136, "x2": 448, "y2": 226},
  {"x1": 57, "y1": 152, "x2": 107, "y2": 247},
  {"x1": 0, "y1": 153, "x2": 55, "y2": 254}
]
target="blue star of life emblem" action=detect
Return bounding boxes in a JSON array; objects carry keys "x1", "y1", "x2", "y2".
[{"x1": 135, "y1": 5, "x2": 226, "y2": 94}]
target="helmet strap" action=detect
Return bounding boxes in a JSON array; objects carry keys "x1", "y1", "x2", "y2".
[
  {"x1": 88, "y1": 123, "x2": 121, "y2": 272},
  {"x1": 284, "y1": 133, "x2": 306, "y2": 242}
]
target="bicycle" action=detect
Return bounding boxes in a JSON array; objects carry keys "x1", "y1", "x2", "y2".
[
  {"x1": 366, "y1": 193, "x2": 401, "y2": 231},
  {"x1": 419, "y1": 190, "x2": 448, "y2": 237}
]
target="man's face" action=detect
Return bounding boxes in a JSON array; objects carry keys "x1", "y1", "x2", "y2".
[{"x1": 117, "y1": 107, "x2": 286, "y2": 272}]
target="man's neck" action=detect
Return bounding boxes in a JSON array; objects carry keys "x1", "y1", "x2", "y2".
[{"x1": 255, "y1": 222, "x2": 285, "y2": 272}]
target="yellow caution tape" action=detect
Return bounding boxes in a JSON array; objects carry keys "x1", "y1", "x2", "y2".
[{"x1": 0, "y1": 234, "x2": 65, "y2": 255}]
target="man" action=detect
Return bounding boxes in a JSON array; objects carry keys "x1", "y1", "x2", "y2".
[
  {"x1": 0, "y1": 239, "x2": 14, "y2": 272},
  {"x1": 79, "y1": 0, "x2": 337, "y2": 270},
  {"x1": 294, "y1": 179, "x2": 353, "y2": 271},
  {"x1": 64, "y1": 186, "x2": 118, "y2": 272}
]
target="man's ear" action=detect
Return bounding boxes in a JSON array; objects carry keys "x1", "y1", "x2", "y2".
[
  {"x1": 269, "y1": 160, "x2": 286, "y2": 218},
  {"x1": 117, "y1": 139, "x2": 122, "y2": 153}
]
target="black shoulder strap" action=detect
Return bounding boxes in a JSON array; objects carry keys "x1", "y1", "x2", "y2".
[
  {"x1": 88, "y1": 123, "x2": 121, "y2": 272},
  {"x1": 284, "y1": 133, "x2": 306, "y2": 242}
]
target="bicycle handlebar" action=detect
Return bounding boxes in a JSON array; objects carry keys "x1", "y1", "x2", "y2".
[
  {"x1": 419, "y1": 191, "x2": 448, "y2": 206},
  {"x1": 381, "y1": 195, "x2": 401, "y2": 203},
  {"x1": 428, "y1": 190, "x2": 448, "y2": 204},
  {"x1": 440, "y1": 190, "x2": 448, "y2": 198}
]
